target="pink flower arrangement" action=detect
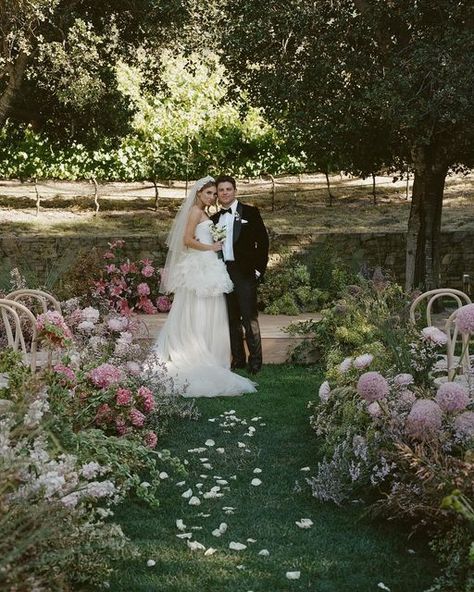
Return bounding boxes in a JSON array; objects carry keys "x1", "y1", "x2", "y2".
[
  {"x1": 405, "y1": 399, "x2": 443, "y2": 440},
  {"x1": 421, "y1": 326, "x2": 448, "y2": 346},
  {"x1": 357, "y1": 371, "x2": 389, "y2": 403},
  {"x1": 89, "y1": 363, "x2": 122, "y2": 389},
  {"x1": 454, "y1": 411, "x2": 474, "y2": 439},
  {"x1": 36, "y1": 311, "x2": 72, "y2": 348},
  {"x1": 435, "y1": 382, "x2": 470, "y2": 413},
  {"x1": 116, "y1": 387, "x2": 133, "y2": 406},
  {"x1": 144, "y1": 431, "x2": 158, "y2": 449},
  {"x1": 455, "y1": 303, "x2": 474, "y2": 335},
  {"x1": 93, "y1": 241, "x2": 166, "y2": 314},
  {"x1": 129, "y1": 408, "x2": 146, "y2": 427}
]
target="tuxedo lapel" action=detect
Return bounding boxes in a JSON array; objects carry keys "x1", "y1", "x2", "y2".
[{"x1": 233, "y1": 201, "x2": 243, "y2": 244}]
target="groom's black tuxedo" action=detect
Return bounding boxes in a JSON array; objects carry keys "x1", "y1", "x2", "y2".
[{"x1": 211, "y1": 201, "x2": 269, "y2": 372}]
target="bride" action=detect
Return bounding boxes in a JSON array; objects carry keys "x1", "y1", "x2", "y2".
[{"x1": 152, "y1": 176, "x2": 257, "y2": 397}]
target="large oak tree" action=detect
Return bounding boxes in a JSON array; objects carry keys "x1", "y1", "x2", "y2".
[{"x1": 219, "y1": 0, "x2": 474, "y2": 290}]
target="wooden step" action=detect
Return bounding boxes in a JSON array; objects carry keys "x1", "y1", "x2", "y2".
[{"x1": 132, "y1": 312, "x2": 320, "y2": 364}]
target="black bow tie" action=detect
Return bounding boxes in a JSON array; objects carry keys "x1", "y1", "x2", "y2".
[{"x1": 221, "y1": 208, "x2": 232, "y2": 215}]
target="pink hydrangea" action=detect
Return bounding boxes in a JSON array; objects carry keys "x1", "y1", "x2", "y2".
[
  {"x1": 435, "y1": 382, "x2": 470, "y2": 413},
  {"x1": 156, "y1": 295, "x2": 172, "y2": 312},
  {"x1": 394, "y1": 373, "x2": 414, "y2": 386},
  {"x1": 130, "y1": 408, "x2": 146, "y2": 427},
  {"x1": 137, "y1": 282, "x2": 151, "y2": 296},
  {"x1": 405, "y1": 399, "x2": 443, "y2": 440},
  {"x1": 115, "y1": 417, "x2": 128, "y2": 435},
  {"x1": 53, "y1": 363, "x2": 77, "y2": 384},
  {"x1": 144, "y1": 431, "x2": 158, "y2": 449},
  {"x1": 456, "y1": 303, "x2": 474, "y2": 335},
  {"x1": 454, "y1": 411, "x2": 474, "y2": 439},
  {"x1": 353, "y1": 354, "x2": 373, "y2": 370},
  {"x1": 89, "y1": 363, "x2": 122, "y2": 389},
  {"x1": 137, "y1": 386, "x2": 155, "y2": 413},
  {"x1": 421, "y1": 326, "x2": 448, "y2": 346},
  {"x1": 357, "y1": 371, "x2": 389, "y2": 403},
  {"x1": 116, "y1": 387, "x2": 133, "y2": 406}
]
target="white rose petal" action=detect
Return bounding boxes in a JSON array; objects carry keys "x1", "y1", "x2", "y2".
[
  {"x1": 176, "y1": 481, "x2": 186, "y2": 487},
  {"x1": 146, "y1": 559, "x2": 156, "y2": 567},
  {"x1": 377, "y1": 584, "x2": 391, "y2": 592},
  {"x1": 176, "y1": 519, "x2": 186, "y2": 531},
  {"x1": 295, "y1": 518, "x2": 314, "y2": 529},
  {"x1": 189, "y1": 496, "x2": 201, "y2": 506},
  {"x1": 247, "y1": 538, "x2": 257, "y2": 543},
  {"x1": 238, "y1": 442, "x2": 246, "y2": 448},
  {"x1": 199, "y1": 474, "x2": 208, "y2": 479},
  {"x1": 212, "y1": 529, "x2": 222, "y2": 537},
  {"x1": 199, "y1": 458, "x2": 209, "y2": 462},
  {"x1": 300, "y1": 467, "x2": 310, "y2": 472},
  {"x1": 205, "y1": 439, "x2": 215, "y2": 447},
  {"x1": 286, "y1": 571, "x2": 301, "y2": 580},
  {"x1": 159, "y1": 472, "x2": 169, "y2": 479},
  {"x1": 258, "y1": 549, "x2": 270, "y2": 556},
  {"x1": 216, "y1": 447, "x2": 225, "y2": 454},
  {"x1": 182, "y1": 488, "x2": 193, "y2": 499},
  {"x1": 253, "y1": 468, "x2": 262, "y2": 474},
  {"x1": 216, "y1": 479, "x2": 228, "y2": 485},
  {"x1": 204, "y1": 547, "x2": 217, "y2": 556},
  {"x1": 187, "y1": 540, "x2": 206, "y2": 551},
  {"x1": 251, "y1": 478, "x2": 262, "y2": 486},
  {"x1": 218, "y1": 522, "x2": 228, "y2": 534},
  {"x1": 229, "y1": 542, "x2": 247, "y2": 551},
  {"x1": 176, "y1": 532, "x2": 193, "y2": 539},
  {"x1": 203, "y1": 463, "x2": 212, "y2": 470},
  {"x1": 196, "y1": 483, "x2": 203, "y2": 489},
  {"x1": 208, "y1": 418, "x2": 216, "y2": 422}
]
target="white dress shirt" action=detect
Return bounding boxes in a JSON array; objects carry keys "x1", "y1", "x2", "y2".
[{"x1": 218, "y1": 199, "x2": 238, "y2": 262}]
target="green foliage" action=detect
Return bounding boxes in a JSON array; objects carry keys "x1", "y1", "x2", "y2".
[{"x1": 258, "y1": 253, "x2": 326, "y2": 315}]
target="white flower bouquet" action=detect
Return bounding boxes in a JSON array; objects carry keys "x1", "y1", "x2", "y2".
[{"x1": 210, "y1": 224, "x2": 226, "y2": 259}]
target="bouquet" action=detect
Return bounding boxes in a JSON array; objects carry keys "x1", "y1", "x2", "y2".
[{"x1": 210, "y1": 224, "x2": 226, "y2": 259}]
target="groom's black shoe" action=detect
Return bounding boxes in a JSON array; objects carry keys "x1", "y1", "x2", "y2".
[{"x1": 231, "y1": 361, "x2": 246, "y2": 370}]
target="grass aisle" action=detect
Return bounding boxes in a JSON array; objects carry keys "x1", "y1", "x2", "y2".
[{"x1": 112, "y1": 365, "x2": 438, "y2": 592}]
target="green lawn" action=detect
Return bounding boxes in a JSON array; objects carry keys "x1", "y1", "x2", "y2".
[{"x1": 111, "y1": 365, "x2": 439, "y2": 592}]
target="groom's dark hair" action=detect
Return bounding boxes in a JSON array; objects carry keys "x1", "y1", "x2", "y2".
[{"x1": 215, "y1": 175, "x2": 236, "y2": 190}]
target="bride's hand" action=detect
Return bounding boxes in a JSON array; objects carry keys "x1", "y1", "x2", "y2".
[{"x1": 209, "y1": 241, "x2": 223, "y2": 252}]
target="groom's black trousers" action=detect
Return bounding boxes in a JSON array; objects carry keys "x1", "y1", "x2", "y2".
[{"x1": 224, "y1": 262, "x2": 262, "y2": 370}]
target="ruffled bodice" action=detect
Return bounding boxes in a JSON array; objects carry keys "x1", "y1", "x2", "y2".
[{"x1": 167, "y1": 220, "x2": 233, "y2": 297}]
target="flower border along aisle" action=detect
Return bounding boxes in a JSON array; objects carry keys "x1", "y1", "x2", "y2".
[{"x1": 305, "y1": 279, "x2": 474, "y2": 592}]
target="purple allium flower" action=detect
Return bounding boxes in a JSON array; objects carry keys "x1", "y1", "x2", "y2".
[
  {"x1": 454, "y1": 411, "x2": 474, "y2": 439},
  {"x1": 394, "y1": 373, "x2": 414, "y2": 386},
  {"x1": 435, "y1": 382, "x2": 470, "y2": 413},
  {"x1": 318, "y1": 381, "x2": 331, "y2": 403},
  {"x1": 339, "y1": 357, "x2": 353, "y2": 373},
  {"x1": 405, "y1": 399, "x2": 443, "y2": 440},
  {"x1": 421, "y1": 326, "x2": 448, "y2": 346},
  {"x1": 357, "y1": 371, "x2": 389, "y2": 403},
  {"x1": 367, "y1": 401, "x2": 382, "y2": 418},
  {"x1": 456, "y1": 303, "x2": 474, "y2": 335},
  {"x1": 399, "y1": 389, "x2": 417, "y2": 406},
  {"x1": 353, "y1": 354, "x2": 374, "y2": 370}
]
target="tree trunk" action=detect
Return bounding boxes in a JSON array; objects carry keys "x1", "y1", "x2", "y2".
[
  {"x1": 325, "y1": 170, "x2": 333, "y2": 206},
  {"x1": 0, "y1": 52, "x2": 30, "y2": 127},
  {"x1": 405, "y1": 145, "x2": 448, "y2": 292}
]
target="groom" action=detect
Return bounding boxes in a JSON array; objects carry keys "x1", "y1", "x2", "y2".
[{"x1": 212, "y1": 175, "x2": 269, "y2": 375}]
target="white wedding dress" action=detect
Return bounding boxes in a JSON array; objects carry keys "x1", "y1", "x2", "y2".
[{"x1": 152, "y1": 220, "x2": 257, "y2": 397}]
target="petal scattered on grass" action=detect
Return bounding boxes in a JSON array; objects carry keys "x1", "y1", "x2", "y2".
[
  {"x1": 159, "y1": 471, "x2": 169, "y2": 479},
  {"x1": 176, "y1": 532, "x2": 192, "y2": 539},
  {"x1": 176, "y1": 519, "x2": 186, "y2": 531},
  {"x1": 188, "y1": 496, "x2": 201, "y2": 506},
  {"x1": 295, "y1": 518, "x2": 314, "y2": 529},
  {"x1": 146, "y1": 559, "x2": 156, "y2": 567},
  {"x1": 253, "y1": 468, "x2": 262, "y2": 474},
  {"x1": 182, "y1": 488, "x2": 193, "y2": 499},
  {"x1": 204, "y1": 547, "x2": 217, "y2": 555},
  {"x1": 286, "y1": 571, "x2": 301, "y2": 580},
  {"x1": 216, "y1": 447, "x2": 225, "y2": 454},
  {"x1": 205, "y1": 439, "x2": 215, "y2": 447},
  {"x1": 175, "y1": 481, "x2": 186, "y2": 487},
  {"x1": 229, "y1": 542, "x2": 247, "y2": 551},
  {"x1": 377, "y1": 584, "x2": 391, "y2": 591},
  {"x1": 300, "y1": 466, "x2": 310, "y2": 472},
  {"x1": 187, "y1": 540, "x2": 206, "y2": 551},
  {"x1": 251, "y1": 478, "x2": 262, "y2": 486},
  {"x1": 258, "y1": 549, "x2": 270, "y2": 556}
]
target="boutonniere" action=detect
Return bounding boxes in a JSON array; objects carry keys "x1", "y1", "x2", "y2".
[{"x1": 234, "y1": 211, "x2": 241, "y2": 221}]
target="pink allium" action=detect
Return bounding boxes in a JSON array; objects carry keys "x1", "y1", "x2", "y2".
[
  {"x1": 454, "y1": 411, "x2": 474, "y2": 439},
  {"x1": 318, "y1": 380, "x2": 331, "y2": 403},
  {"x1": 353, "y1": 354, "x2": 373, "y2": 370},
  {"x1": 129, "y1": 408, "x2": 146, "y2": 427},
  {"x1": 144, "y1": 431, "x2": 158, "y2": 449},
  {"x1": 142, "y1": 265, "x2": 155, "y2": 278},
  {"x1": 339, "y1": 357, "x2": 353, "y2": 373},
  {"x1": 435, "y1": 382, "x2": 470, "y2": 413},
  {"x1": 53, "y1": 363, "x2": 76, "y2": 384},
  {"x1": 456, "y1": 304, "x2": 474, "y2": 335},
  {"x1": 394, "y1": 373, "x2": 414, "y2": 386},
  {"x1": 421, "y1": 326, "x2": 448, "y2": 346},
  {"x1": 138, "y1": 386, "x2": 155, "y2": 413},
  {"x1": 116, "y1": 387, "x2": 133, "y2": 406},
  {"x1": 357, "y1": 371, "x2": 389, "y2": 403},
  {"x1": 405, "y1": 399, "x2": 443, "y2": 440},
  {"x1": 367, "y1": 401, "x2": 382, "y2": 418},
  {"x1": 156, "y1": 295, "x2": 172, "y2": 312},
  {"x1": 137, "y1": 282, "x2": 151, "y2": 296},
  {"x1": 89, "y1": 363, "x2": 122, "y2": 389}
]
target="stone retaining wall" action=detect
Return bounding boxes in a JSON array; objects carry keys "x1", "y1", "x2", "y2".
[{"x1": 1, "y1": 230, "x2": 473, "y2": 290}]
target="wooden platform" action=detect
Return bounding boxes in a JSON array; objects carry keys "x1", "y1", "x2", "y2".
[{"x1": 133, "y1": 312, "x2": 320, "y2": 364}]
